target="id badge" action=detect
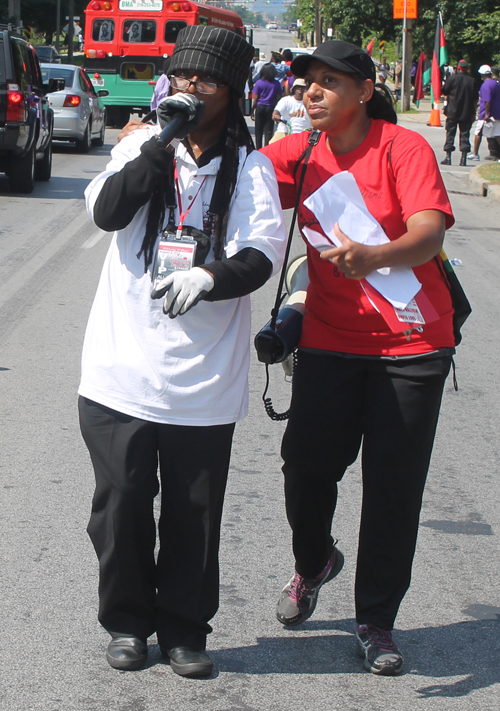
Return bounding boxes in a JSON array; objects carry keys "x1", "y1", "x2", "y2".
[{"x1": 152, "y1": 230, "x2": 197, "y2": 289}]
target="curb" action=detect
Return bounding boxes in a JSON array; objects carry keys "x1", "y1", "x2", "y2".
[{"x1": 469, "y1": 165, "x2": 500, "y2": 202}]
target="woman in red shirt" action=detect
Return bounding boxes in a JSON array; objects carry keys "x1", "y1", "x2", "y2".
[{"x1": 262, "y1": 41, "x2": 455, "y2": 676}]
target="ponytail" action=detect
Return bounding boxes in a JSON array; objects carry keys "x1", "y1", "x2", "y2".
[{"x1": 366, "y1": 83, "x2": 397, "y2": 124}]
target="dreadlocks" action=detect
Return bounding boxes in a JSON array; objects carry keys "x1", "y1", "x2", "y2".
[{"x1": 137, "y1": 90, "x2": 254, "y2": 272}]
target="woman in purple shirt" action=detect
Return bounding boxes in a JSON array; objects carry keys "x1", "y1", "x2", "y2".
[{"x1": 251, "y1": 63, "x2": 283, "y2": 148}]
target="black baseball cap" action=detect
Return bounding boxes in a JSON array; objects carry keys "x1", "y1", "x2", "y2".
[{"x1": 291, "y1": 40, "x2": 376, "y2": 83}]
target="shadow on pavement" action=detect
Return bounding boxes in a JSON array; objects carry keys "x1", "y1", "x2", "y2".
[{"x1": 209, "y1": 617, "x2": 499, "y2": 697}]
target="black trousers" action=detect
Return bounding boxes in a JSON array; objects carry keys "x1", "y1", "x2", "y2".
[
  {"x1": 79, "y1": 396, "x2": 235, "y2": 651},
  {"x1": 254, "y1": 104, "x2": 275, "y2": 149},
  {"x1": 487, "y1": 135, "x2": 500, "y2": 157},
  {"x1": 281, "y1": 351, "x2": 451, "y2": 630},
  {"x1": 443, "y1": 117, "x2": 472, "y2": 153}
]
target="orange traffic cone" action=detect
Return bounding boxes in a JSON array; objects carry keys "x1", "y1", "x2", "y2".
[{"x1": 428, "y1": 102, "x2": 442, "y2": 127}]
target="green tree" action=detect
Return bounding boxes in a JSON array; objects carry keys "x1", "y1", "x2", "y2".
[{"x1": 283, "y1": 4, "x2": 298, "y2": 26}]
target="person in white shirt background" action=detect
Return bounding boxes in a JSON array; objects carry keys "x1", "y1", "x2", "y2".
[{"x1": 272, "y1": 78, "x2": 312, "y2": 134}]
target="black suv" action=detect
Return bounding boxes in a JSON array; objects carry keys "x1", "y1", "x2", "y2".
[{"x1": 0, "y1": 26, "x2": 54, "y2": 193}]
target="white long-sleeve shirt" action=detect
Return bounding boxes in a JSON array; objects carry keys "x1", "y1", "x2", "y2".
[{"x1": 79, "y1": 127, "x2": 287, "y2": 425}]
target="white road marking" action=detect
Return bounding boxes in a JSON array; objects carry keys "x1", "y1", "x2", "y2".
[{"x1": 81, "y1": 230, "x2": 109, "y2": 249}]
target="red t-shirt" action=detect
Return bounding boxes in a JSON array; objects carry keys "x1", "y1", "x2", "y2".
[{"x1": 261, "y1": 120, "x2": 456, "y2": 356}]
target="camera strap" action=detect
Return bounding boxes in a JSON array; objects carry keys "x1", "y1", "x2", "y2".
[
  {"x1": 270, "y1": 129, "x2": 321, "y2": 330},
  {"x1": 262, "y1": 130, "x2": 321, "y2": 421}
]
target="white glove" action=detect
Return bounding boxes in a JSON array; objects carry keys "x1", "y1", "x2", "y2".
[{"x1": 151, "y1": 267, "x2": 214, "y2": 318}]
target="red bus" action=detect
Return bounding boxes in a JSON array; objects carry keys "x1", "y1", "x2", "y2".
[{"x1": 83, "y1": 0, "x2": 245, "y2": 126}]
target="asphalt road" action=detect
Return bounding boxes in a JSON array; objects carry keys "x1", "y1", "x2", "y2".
[{"x1": 0, "y1": 111, "x2": 499, "y2": 709}]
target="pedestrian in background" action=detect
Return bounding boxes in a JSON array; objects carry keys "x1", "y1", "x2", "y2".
[
  {"x1": 441, "y1": 59, "x2": 476, "y2": 166},
  {"x1": 150, "y1": 56, "x2": 171, "y2": 110},
  {"x1": 272, "y1": 78, "x2": 311, "y2": 135},
  {"x1": 469, "y1": 65, "x2": 500, "y2": 161},
  {"x1": 251, "y1": 63, "x2": 282, "y2": 148}
]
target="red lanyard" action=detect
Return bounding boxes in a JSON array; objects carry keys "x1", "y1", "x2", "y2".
[{"x1": 174, "y1": 161, "x2": 207, "y2": 238}]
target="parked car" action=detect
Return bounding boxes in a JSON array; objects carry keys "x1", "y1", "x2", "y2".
[
  {"x1": 41, "y1": 63, "x2": 108, "y2": 152},
  {"x1": 288, "y1": 24, "x2": 298, "y2": 32},
  {"x1": 34, "y1": 45, "x2": 62, "y2": 63},
  {"x1": 0, "y1": 26, "x2": 54, "y2": 192}
]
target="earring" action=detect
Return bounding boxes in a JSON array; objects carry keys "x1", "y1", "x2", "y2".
[{"x1": 360, "y1": 100, "x2": 364, "y2": 104}]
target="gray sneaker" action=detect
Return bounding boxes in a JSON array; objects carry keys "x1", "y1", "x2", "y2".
[
  {"x1": 276, "y1": 545, "x2": 344, "y2": 626},
  {"x1": 356, "y1": 624, "x2": 404, "y2": 675},
  {"x1": 466, "y1": 153, "x2": 480, "y2": 161}
]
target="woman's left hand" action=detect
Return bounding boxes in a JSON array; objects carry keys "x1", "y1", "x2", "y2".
[{"x1": 320, "y1": 223, "x2": 379, "y2": 280}]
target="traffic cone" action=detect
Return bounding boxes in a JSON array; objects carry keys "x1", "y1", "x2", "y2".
[{"x1": 428, "y1": 101, "x2": 442, "y2": 127}]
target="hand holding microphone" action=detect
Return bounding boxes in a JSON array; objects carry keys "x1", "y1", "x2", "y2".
[
  {"x1": 156, "y1": 94, "x2": 205, "y2": 145},
  {"x1": 151, "y1": 267, "x2": 214, "y2": 318}
]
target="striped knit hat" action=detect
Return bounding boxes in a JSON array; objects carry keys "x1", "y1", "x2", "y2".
[{"x1": 169, "y1": 26, "x2": 253, "y2": 97}]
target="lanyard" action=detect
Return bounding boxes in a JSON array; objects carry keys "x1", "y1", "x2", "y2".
[{"x1": 174, "y1": 161, "x2": 207, "y2": 239}]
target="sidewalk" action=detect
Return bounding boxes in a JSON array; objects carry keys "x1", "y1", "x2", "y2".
[{"x1": 395, "y1": 95, "x2": 439, "y2": 125}]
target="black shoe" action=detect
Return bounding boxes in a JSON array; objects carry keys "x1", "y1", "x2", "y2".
[
  {"x1": 459, "y1": 152, "x2": 467, "y2": 166},
  {"x1": 276, "y1": 545, "x2": 344, "y2": 626},
  {"x1": 441, "y1": 153, "x2": 452, "y2": 165},
  {"x1": 106, "y1": 636, "x2": 148, "y2": 671},
  {"x1": 356, "y1": 624, "x2": 404, "y2": 676},
  {"x1": 485, "y1": 155, "x2": 498, "y2": 160},
  {"x1": 166, "y1": 647, "x2": 213, "y2": 678}
]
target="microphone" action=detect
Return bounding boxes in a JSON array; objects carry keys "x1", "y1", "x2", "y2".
[{"x1": 156, "y1": 94, "x2": 205, "y2": 146}]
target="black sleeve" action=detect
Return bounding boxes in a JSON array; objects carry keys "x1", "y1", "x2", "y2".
[
  {"x1": 203, "y1": 248, "x2": 273, "y2": 301},
  {"x1": 93, "y1": 137, "x2": 172, "y2": 232}
]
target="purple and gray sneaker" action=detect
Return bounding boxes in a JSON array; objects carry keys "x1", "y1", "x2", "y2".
[
  {"x1": 356, "y1": 624, "x2": 404, "y2": 675},
  {"x1": 276, "y1": 546, "x2": 344, "y2": 626}
]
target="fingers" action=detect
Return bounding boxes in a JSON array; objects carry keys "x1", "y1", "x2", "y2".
[
  {"x1": 163, "y1": 281, "x2": 183, "y2": 316},
  {"x1": 117, "y1": 120, "x2": 148, "y2": 143},
  {"x1": 333, "y1": 221, "x2": 349, "y2": 244},
  {"x1": 151, "y1": 273, "x2": 174, "y2": 299}
]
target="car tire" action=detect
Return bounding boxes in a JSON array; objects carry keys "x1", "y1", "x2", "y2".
[
  {"x1": 9, "y1": 142, "x2": 36, "y2": 193},
  {"x1": 75, "y1": 121, "x2": 92, "y2": 153},
  {"x1": 92, "y1": 117, "x2": 106, "y2": 147},
  {"x1": 35, "y1": 139, "x2": 52, "y2": 181}
]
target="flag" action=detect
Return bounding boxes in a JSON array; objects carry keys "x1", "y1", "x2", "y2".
[
  {"x1": 431, "y1": 13, "x2": 448, "y2": 105},
  {"x1": 413, "y1": 51, "x2": 431, "y2": 106},
  {"x1": 366, "y1": 38, "x2": 374, "y2": 56}
]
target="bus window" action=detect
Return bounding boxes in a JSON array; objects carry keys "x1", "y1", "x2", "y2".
[
  {"x1": 120, "y1": 62, "x2": 156, "y2": 81},
  {"x1": 93, "y1": 19, "x2": 115, "y2": 42},
  {"x1": 123, "y1": 20, "x2": 156, "y2": 43},
  {"x1": 164, "y1": 20, "x2": 187, "y2": 44}
]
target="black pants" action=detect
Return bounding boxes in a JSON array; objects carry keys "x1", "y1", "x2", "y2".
[
  {"x1": 79, "y1": 396, "x2": 235, "y2": 651},
  {"x1": 443, "y1": 117, "x2": 472, "y2": 153},
  {"x1": 487, "y1": 135, "x2": 500, "y2": 157},
  {"x1": 281, "y1": 351, "x2": 451, "y2": 630},
  {"x1": 254, "y1": 104, "x2": 275, "y2": 149}
]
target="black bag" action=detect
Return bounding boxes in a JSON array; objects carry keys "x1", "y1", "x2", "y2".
[{"x1": 435, "y1": 251, "x2": 472, "y2": 346}]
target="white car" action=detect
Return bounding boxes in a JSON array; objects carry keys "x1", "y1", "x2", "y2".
[
  {"x1": 282, "y1": 47, "x2": 316, "y2": 60},
  {"x1": 41, "y1": 63, "x2": 107, "y2": 152},
  {"x1": 266, "y1": 23, "x2": 278, "y2": 30}
]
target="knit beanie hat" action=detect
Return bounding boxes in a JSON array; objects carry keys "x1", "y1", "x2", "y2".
[{"x1": 169, "y1": 26, "x2": 253, "y2": 97}]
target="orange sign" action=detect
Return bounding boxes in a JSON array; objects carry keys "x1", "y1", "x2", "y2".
[{"x1": 393, "y1": 0, "x2": 418, "y2": 19}]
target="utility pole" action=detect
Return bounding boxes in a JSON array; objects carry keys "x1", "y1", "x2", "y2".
[
  {"x1": 68, "y1": 0, "x2": 75, "y2": 63},
  {"x1": 56, "y1": 0, "x2": 61, "y2": 53},
  {"x1": 402, "y1": 19, "x2": 413, "y2": 111},
  {"x1": 315, "y1": 0, "x2": 321, "y2": 47},
  {"x1": 7, "y1": 0, "x2": 21, "y2": 25}
]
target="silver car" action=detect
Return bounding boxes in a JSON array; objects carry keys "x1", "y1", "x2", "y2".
[{"x1": 41, "y1": 63, "x2": 107, "y2": 152}]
